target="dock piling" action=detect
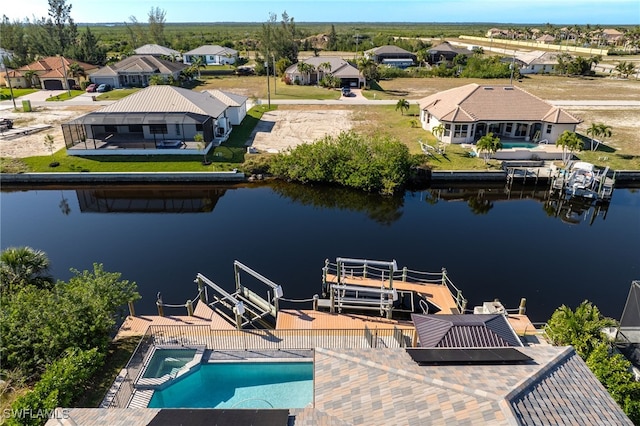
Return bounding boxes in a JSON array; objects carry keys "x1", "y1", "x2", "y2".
[
  {"x1": 518, "y1": 298, "x2": 527, "y2": 315},
  {"x1": 186, "y1": 299, "x2": 194, "y2": 316},
  {"x1": 127, "y1": 301, "x2": 136, "y2": 317}
]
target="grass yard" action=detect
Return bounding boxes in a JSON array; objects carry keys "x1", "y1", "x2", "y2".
[
  {"x1": 45, "y1": 90, "x2": 85, "y2": 101},
  {"x1": 95, "y1": 88, "x2": 140, "y2": 100},
  {"x1": 0, "y1": 88, "x2": 39, "y2": 99}
]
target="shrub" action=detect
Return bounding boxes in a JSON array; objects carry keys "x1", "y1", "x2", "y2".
[{"x1": 269, "y1": 131, "x2": 416, "y2": 195}]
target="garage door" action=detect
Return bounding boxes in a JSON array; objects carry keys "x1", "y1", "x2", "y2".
[
  {"x1": 92, "y1": 77, "x2": 116, "y2": 87},
  {"x1": 43, "y1": 80, "x2": 63, "y2": 90}
]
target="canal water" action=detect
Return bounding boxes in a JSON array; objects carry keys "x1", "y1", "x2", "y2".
[{"x1": 1, "y1": 182, "x2": 638, "y2": 323}]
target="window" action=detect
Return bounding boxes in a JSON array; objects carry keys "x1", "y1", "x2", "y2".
[
  {"x1": 195, "y1": 123, "x2": 203, "y2": 132},
  {"x1": 546, "y1": 124, "x2": 552, "y2": 134},
  {"x1": 505, "y1": 123, "x2": 513, "y2": 134},
  {"x1": 105, "y1": 125, "x2": 117, "y2": 133},
  {"x1": 454, "y1": 124, "x2": 468, "y2": 138},
  {"x1": 175, "y1": 124, "x2": 181, "y2": 136},
  {"x1": 444, "y1": 124, "x2": 451, "y2": 137},
  {"x1": 149, "y1": 123, "x2": 168, "y2": 134},
  {"x1": 129, "y1": 124, "x2": 143, "y2": 133}
]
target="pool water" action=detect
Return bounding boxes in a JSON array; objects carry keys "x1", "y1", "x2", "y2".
[
  {"x1": 501, "y1": 142, "x2": 539, "y2": 149},
  {"x1": 148, "y1": 362, "x2": 313, "y2": 409},
  {"x1": 142, "y1": 349, "x2": 197, "y2": 378}
]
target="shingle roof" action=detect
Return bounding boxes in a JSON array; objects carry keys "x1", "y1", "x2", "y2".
[
  {"x1": 284, "y1": 56, "x2": 362, "y2": 79},
  {"x1": 134, "y1": 44, "x2": 181, "y2": 56},
  {"x1": 96, "y1": 85, "x2": 227, "y2": 118},
  {"x1": 92, "y1": 55, "x2": 186, "y2": 77},
  {"x1": 184, "y1": 45, "x2": 238, "y2": 56},
  {"x1": 418, "y1": 83, "x2": 581, "y2": 124},
  {"x1": 412, "y1": 314, "x2": 523, "y2": 348},
  {"x1": 428, "y1": 42, "x2": 470, "y2": 56},
  {"x1": 308, "y1": 346, "x2": 632, "y2": 425},
  {"x1": 365, "y1": 45, "x2": 413, "y2": 55}
]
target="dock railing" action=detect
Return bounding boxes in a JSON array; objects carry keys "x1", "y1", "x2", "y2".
[{"x1": 323, "y1": 260, "x2": 467, "y2": 313}]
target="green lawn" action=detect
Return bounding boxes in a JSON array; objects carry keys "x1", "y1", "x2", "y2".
[
  {"x1": 45, "y1": 90, "x2": 85, "y2": 101},
  {"x1": 96, "y1": 88, "x2": 140, "y2": 100},
  {"x1": 0, "y1": 88, "x2": 38, "y2": 100}
]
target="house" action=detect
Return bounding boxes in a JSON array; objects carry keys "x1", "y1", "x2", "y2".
[
  {"x1": 514, "y1": 51, "x2": 563, "y2": 74},
  {"x1": 536, "y1": 34, "x2": 556, "y2": 44},
  {"x1": 602, "y1": 28, "x2": 625, "y2": 46},
  {"x1": 17, "y1": 56, "x2": 98, "y2": 90},
  {"x1": 203, "y1": 90, "x2": 248, "y2": 125},
  {"x1": 364, "y1": 45, "x2": 416, "y2": 68},
  {"x1": 61, "y1": 85, "x2": 232, "y2": 155},
  {"x1": 418, "y1": 83, "x2": 581, "y2": 144},
  {"x1": 134, "y1": 44, "x2": 182, "y2": 61},
  {"x1": 183, "y1": 45, "x2": 238, "y2": 66},
  {"x1": 89, "y1": 55, "x2": 187, "y2": 89},
  {"x1": 284, "y1": 56, "x2": 365, "y2": 88},
  {"x1": 427, "y1": 42, "x2": 472, "y2": 66},
  {"x1": 1, "y1": 69, "x2": 30, "y2": 89}
]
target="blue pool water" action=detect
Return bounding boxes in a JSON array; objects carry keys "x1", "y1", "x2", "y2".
[
  {"x1": 148, "y1": 362, "x2": 313, "y2": 409},
  {"x1": 142, "y1": 349, "x2": 197, "y2": 378},
  {"x1": 501, "y1": 142, "x2": 539, "y2": 149}
]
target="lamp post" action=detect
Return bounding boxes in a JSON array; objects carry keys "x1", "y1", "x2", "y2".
[{"x1": 264, "y1": 59, "x2": 270, "y2": 108}]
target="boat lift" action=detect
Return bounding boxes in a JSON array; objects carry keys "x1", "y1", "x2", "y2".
[{"x1": 195, "y1": 261, "x2": 283, "y2": 329}]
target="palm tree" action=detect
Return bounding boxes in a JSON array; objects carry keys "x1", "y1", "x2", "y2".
[
  {"x1": 614, "y1": 61, "x2": 636, "y2": 78},
  {"x1": 23, "y1": 70, "x2": 39, "y2": 88},
  {"x1": 586, "y1": 122, "x2": 601, "y2": 151},
  {"x1": 67, "y1": 63, "x2": 86, "y2": 86},
  {"x1": 395, "y1": 99, "x2": 410, "y2": 116},
  {"x1": 194, "y1": 133, "x2": 209, "y2": 164},
  {"x1": 356, "y1": 56, "x2": 378, "y2": 88},
  {"x1": 191, "y1": 55, "x2": 206, "y2": 79},
  {"x1": 0, "y1": 246, "x2": 54, "y2": 294},
  {"x1": 476, "y1": 132, "x2": 502, "y2": 164},
  {"x1": 296, "y1": 62, "x2": 315, "y2": 85},
  {"x1": 431, "y1": 123, "x2": 445, "y2": 141},
  {"x1": 317, "y1": 61, "x2": 332, "y2": 81},
  {"x1": 555, "y1": 130, "x2": 584, "y2": 165}
]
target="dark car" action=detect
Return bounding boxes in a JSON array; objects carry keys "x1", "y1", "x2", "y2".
[
  {"x1": 341, "y1": 87, "x2": 354, "y2": 97},
  {"x1": 86, "y1": 83, "x2": 97, "y2": 92},
  {"x1": 0, "y1": 118, "x2": 14, "y2": 131},
  {"x1": 96, "y1": 84, "x2": 112, "y2": 93}
]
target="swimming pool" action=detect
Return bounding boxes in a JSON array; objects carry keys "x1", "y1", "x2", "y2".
[
  {"x1": 142, "y1": 349, "x2": 197, "y2": 378},
  {"x1": 501, "y1": 142, "x2": 539, "y2": 149},
  {"x1": 147, "y1": 361, "x2": 313, "y2": 409}
]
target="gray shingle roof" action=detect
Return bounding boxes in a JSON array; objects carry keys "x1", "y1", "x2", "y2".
[
  {"x1": 184, "y1": 45, "x2": 238, "y2": 56},
  {"x1": 418, "y1": 83, "x2": 581, "y2": 124},
  {"x1": 284, "y1": 56, "x2": 362, "y2": 79},
  {"x1": 365, "y1": 45, "x2": 413, "y2": 55},
  {"x1": 134, "y1": 44, "x2": 181, "y2": 56},
  {"x1": 91, "y1": 55, "x2": 186, "y2": 77},
  {"x1": 412, "y1": 314, "x2": 523, "y2": 348}
]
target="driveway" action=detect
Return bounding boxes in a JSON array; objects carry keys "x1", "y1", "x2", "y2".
[{"x1": 19, "y1": 90, "x2": 68, "y2": 102}]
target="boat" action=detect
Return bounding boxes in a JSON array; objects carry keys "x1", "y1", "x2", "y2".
[{"x1": 550, "y1": 161, "x2": 615, "y2": 201}]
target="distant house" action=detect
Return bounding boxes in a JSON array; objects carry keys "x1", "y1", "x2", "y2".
[
  {"x1": 536, "y1": 34, "x2": 556, "y2": 44},
  {"x1": 514, "y1": 51, "x2": 563, "y2": 75},
  {"x1": 601, "y1": 28, "x2": 625, "y2": 46},
  {"x1": 203, "y1": 89, "x2": 248, "y2": 125},
  {"x1": 183, "y1": 45, "x2": 238, "y2": 66},
  {"x1": 284, "y1": 56, "x2": 365, "y2": 88},
  {"x1": 17, "y1": 57, "x2": 98, "y2": 90},
  {"x1": 418, "y1": 83, "x2": 581, "y2": 145},
  {"x1": 427, "y1": 42, "x2": 472, "y2": 66},
  {"x1": 364, "y1": 45, "x2": 416, "y2": 68},
  {"x1": 134, "y1": 44, "x2": 182, "y2": 61},
  {"x1": 89, "y1": 55, "x2": 187, "y2": 88},
  {"x1": 61, "y1": 85, "x2": 232, "y2": 155}
]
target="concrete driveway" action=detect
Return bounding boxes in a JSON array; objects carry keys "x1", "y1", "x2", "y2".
[{"x1": 19, "y1": 90, "x2": 68, "y2": 102}]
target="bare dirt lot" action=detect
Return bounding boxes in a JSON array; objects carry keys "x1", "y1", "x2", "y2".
[{"x1": 0, "y1": 105, "x2": 99, "y2": 158}]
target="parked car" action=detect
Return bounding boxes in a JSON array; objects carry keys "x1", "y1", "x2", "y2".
[
  {"x1": 341, "y1": 87, "x2": 354, "y2": 97},
  {"x1": 0, "y1": 118, "x2": 14, "y2": 131},
  {"x1": 86, "y1": 83, "x2": 97, "y2": 92},
  {"x1": 96, "y1": 84, "x2": 112, "y2": 93}
]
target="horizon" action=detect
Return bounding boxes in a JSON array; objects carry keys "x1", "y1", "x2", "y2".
[{"x1": 4, "y1": 0, "x2": 639, "y2": 26}]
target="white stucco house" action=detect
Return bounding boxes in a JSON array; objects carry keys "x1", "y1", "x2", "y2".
[
  {"x1": 203, "y1": 90, "x2": 248, "y2": 125},
  {"x1": 514, "y1": 51, "x2": 563, "y2": 75},
  {"x1": 418, "y1": 84, "x2": 581, "y2": 145},
  {"x1": 183, "y1": 45, "x2": 238, "y2": 66}
]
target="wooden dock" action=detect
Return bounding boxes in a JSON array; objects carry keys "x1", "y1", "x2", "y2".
[
  {"x1": 324, "y1": 273, "x2": 460, "y2": 314},
  {"x1": 276, "y1": 309, "x2": 415, "y2": 331}
]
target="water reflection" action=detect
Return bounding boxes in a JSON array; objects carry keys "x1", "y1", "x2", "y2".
[
  {"x1": 268, "y1": 181, "x2": 405, "y2": 226},
  {"x1": 75, "y1": 185, "x2": 229, "y2": 213}
]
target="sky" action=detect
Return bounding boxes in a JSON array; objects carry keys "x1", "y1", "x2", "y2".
[{"x1": 3, "y1": 0, "x2": 639, "y2": 25}]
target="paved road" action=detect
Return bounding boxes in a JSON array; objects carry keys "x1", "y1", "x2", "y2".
[{"x1": 1, "y1": 88, "x2": 639, "y2": 110}]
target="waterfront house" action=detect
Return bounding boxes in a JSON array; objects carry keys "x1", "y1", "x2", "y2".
[
  {"x1": 62, "y1": 85, "x2": 231, "y2": 155},
  {"x1": 89, "y1": 55, "x2": 186, "y2": 88},
  {"x1": 183, "y1": 45, "x2": 238, "y2": 66},
  {"x1": 284, "y1": 56, "x2": 365, "y2": 87},
  {"x1": 418, "y1": 83, "x2": 581, "y2": 145},
  {"x1": 202, "y1": 89, "x2": 248, "y2": 125},
  {"x1": 17, "y1": 56, "x2": 98, "y2": 90},
  {"x1": 364, "y1": 45, "x2": 416, "y2": 68}
]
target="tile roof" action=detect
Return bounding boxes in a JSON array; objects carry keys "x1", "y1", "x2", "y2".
[
  {"x1": 310, "y1": 346, "x2": 632, "y2": 425},
  {"x1": 18, "y1": 57, "x2": 98, "y2": 75},
  {"x1": 412, "y1": 314, "x2": 523, "y2": 348},
  {"x1": 96, "y1": 85, "x2": 228, "y2": 117},
  {"x1": 418, "y1": 83, "x2": 581, "y2": 124}
]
